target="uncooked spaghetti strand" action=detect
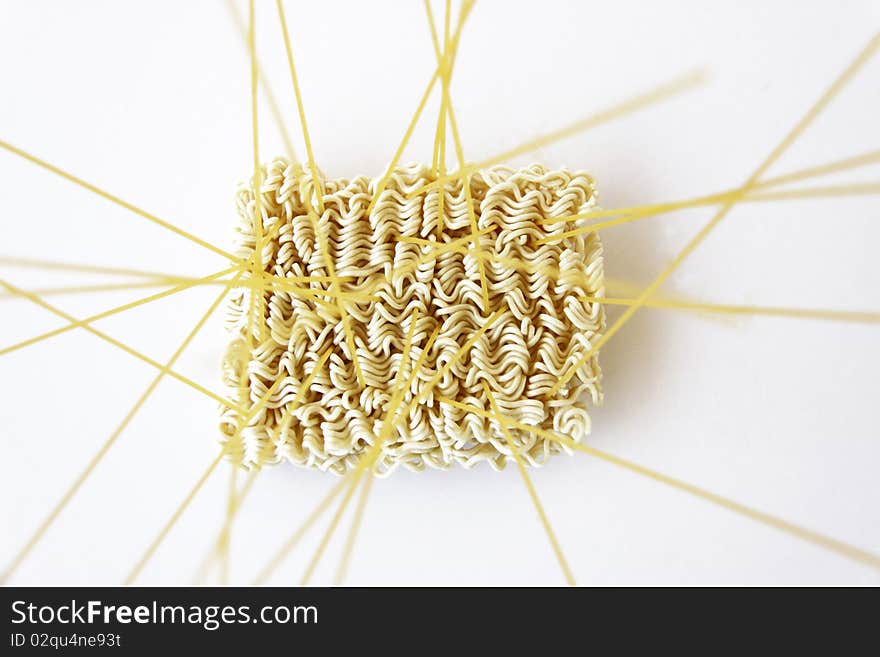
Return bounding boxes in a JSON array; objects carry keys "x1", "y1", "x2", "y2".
[
  {"x1": 276, "y1": 0, "x2": 324, "y2": 209},
  {"x1": 0, "y1": 271, "x2": 385, "y2": 307},
  {"x1": 472, "y1": 68, "x2": 703, "y2": 174},
  {"x1": 224, "y1": 0, "x2": 298, "y2": 162},
  {"x1": 217, "y1": 464, "x2": 238, "y2": 585},
  {"x1": 0, "y1": 280, "x2": 187, "y2": 301},
  {"x1": 431, "y1": 0, "x2": 472, "y2": 239},
  {"x1": 0, "y1": 275, "x2": 338, "y2": 301},
  {"x1": 367, "y1": 74, "x2": 439, "y2": 219},
  {"x1": 333, "y1": 473, "x2": 374, "y2": 585},
  {"x1": 750, "y1": 181, "x2": 880, "y2": 201},
  {"x1": 431, "y1": 1, "x2": 489, "y2": 309},
  {"x1": 193, "y1": 467, "x2": 259, "y2": 584},
  {"x1": 0, "y1": 255, "x2": 196, "y2": 281},
  {"x1": 434, "y1": 0, "x2": 450, "y2": 235},
  {"x1": 582, "y1": 296, "x2": 880, "y2": 324},
  {"x1": 247, "y1": 0, "x2": 266, "y2": 347},
  {"x1": 764, "y1": 148, "x2": 880, "y2": 188},
  {"x1": 424, "y1": 0, "x2": 445, "y2": 172},
  {"x1": 0, "y1": 139, "x2": 240, "y2": 264}
]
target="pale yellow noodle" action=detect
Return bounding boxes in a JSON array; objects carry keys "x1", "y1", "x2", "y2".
[{"x1": 221, "y1": 160, "x2": 606, "y2": 474}]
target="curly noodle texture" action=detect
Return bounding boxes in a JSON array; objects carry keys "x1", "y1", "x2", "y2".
[{"x1": 220, "y1": 160, "x2": 605, "y2": 475}]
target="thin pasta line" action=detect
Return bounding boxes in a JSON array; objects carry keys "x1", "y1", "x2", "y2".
[
  {"x1": 333, "y1": 473, "x2": 374, "y2": 585},
  {"x1": 217, "y1": 464, "x2": 238, "y2": 585},
  {"x1": 0, "y1": 255, "x2": 198, "y2": 281},
  {"x1": 0, "y1": 139, "x2": 240, "y2": 264},
  {"x1": 582, "y1": 296, "x2": 880, "y2": 324},
  {"x1": 247, "y1": 0, "x2": 266, "y2": 347},
  {"x1": 192, "y1": 467, "x2": 259, "y2": 584},
  {"x1": 276, "y1": 0, "x2": 324, "y2": 210},
  {"x1": 0, "y1": 276, "x2": 346, "y2": 301},
  {"x1": 224, "y1": 0, "x2": 298, "y2": 162}
]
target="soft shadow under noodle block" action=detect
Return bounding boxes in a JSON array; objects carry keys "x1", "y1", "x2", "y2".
[{"x1": 221, "y1": 160, "x2": 605, "y2": 475}]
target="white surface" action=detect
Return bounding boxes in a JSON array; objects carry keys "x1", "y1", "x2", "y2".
[{"x1": 1, "y1": 0, "x2": 878, "y2": 585}]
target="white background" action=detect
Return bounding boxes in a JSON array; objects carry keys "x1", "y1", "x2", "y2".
[{"x1": 1, "y1": 0, "x2": 878, "y2": 585}]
